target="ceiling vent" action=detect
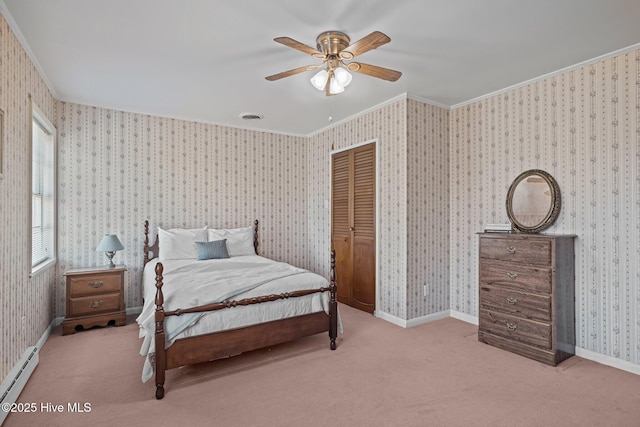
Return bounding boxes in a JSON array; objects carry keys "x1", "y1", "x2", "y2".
[{"x1": 239, "y1": 113, "x2": 263, "y2": 120}]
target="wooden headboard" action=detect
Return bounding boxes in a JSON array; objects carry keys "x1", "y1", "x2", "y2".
[{"x1": 143, "y1": 219, "x2": 260, "y2": 266}]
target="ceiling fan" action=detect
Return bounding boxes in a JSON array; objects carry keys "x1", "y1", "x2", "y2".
[{"x1": 265, "y1": 31, "x2": 402, "y2": 95}]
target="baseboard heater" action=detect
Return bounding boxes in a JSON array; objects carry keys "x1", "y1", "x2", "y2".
[{"x1": 0, "y1": 346, "x2": 39, "y2": 424}]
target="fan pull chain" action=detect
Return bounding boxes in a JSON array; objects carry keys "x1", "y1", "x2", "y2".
[{"x1": 328, "y1": 94, "x2": 334, "y2": 122}]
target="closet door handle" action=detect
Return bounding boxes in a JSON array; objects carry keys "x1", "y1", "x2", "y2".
[{"x1": 349, "y1": 227, "x2": 355, "y2": 231}]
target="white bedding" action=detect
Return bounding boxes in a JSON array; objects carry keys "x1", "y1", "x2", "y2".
[{"x1": 136, "y1": 255, "x2": 332, "y2": 382}]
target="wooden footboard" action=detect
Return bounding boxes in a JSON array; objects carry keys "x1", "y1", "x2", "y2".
[{"x1": 152, "y1": 250, "x2": 338, "y2": 399}]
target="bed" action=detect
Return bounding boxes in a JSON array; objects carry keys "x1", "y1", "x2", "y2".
[{"x1": 137, "y1": 220, "x2": 338, "y2": 399}]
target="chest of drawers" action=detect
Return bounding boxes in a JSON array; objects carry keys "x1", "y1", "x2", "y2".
[
  {"x1": 477, "y1": 233, "x2": 575, "y2": 365},
  {"x1": 62, "y1": 266, "x2": 127, "y2": 335}
]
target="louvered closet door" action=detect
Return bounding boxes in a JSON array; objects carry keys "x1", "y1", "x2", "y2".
[{"x1": 331, "y1": 143, "x2": 376, "y2": 314}]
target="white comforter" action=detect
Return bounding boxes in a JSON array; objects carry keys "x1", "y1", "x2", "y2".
[{"x1": 136, "y1": 255, "x2": 331, "y2": 382}]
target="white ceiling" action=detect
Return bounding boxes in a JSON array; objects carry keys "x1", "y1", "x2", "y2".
[{"x1": 2, "y1": 0, "x2": 640, "y2": 136}]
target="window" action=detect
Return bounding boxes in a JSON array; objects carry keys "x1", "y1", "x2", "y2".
[{"x1": 31, "y1": 104, "x2": 56, "y2": 272}]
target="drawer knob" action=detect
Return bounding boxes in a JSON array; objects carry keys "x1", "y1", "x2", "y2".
[
  {"x1": 89, "y1": 300, "x2": 104, "y2": 309},
  {"x1": 506, "y1": 297, "x2": 517, "y2": 305},
  {"x1": 88, "y1": 281, "x2": 104, "y2": 288},
  {"x1": 507, "y1": 246, "x2": 516, "y2": 254},
  {"x1": 507, "y1": 272, "x2": 518, "y2": 279},
  {"x1": 505, "y1": 322, "x2": 517, "y2": 331}
]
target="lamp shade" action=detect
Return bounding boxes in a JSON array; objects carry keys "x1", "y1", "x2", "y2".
[
  {"x1": 329, "y1": 77, "x2": 345, "y2": 94},
  {"x1": 96, "y1": 234, "x2": 124, "y2": 252},
  {"x1": 310, "y1": 69, "x2": 329, "y2": 90},
  {"x1": 333, "y1": 67, "x2": 352, "y2": 87}
]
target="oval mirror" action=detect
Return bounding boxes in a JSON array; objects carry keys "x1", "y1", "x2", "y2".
[{"x1": 506, "y1": 169, "x2": 561, "y2": 233}]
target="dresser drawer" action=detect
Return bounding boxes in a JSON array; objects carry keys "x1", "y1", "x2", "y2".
[
  {"x1": 480, "y1": 259, "x2": 552, "y2": 294},
  {"x1": 480, "y1": 284, "x2": 551, "y2": 322},
  {"x1": 68, "y1": 293, "x2": 122, "y2": 317},
  {"x1": 479, "y1": 309, "x2": 551, "y2": 349},
  {"x1": 68, "y1": 273, "x2": 121, "y2": 297},
  {"x1": 480, "y1": 237, "x2": 551, "y2": 267}
]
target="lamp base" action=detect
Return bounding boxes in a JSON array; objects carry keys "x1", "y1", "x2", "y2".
[{"x1": 105, "y1": 251, "x2": 116, "y2": 268}]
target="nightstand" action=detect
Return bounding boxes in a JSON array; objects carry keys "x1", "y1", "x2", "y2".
[{"x1": 62, "y1": 265, "x2": 127, "y2": 335}]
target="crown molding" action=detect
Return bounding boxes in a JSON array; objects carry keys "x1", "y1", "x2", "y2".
[
  {"x1": 451, "y1": 42, "x2": 640, "y2": 110},
  {"x1": 406, "y1": 93, "x2": 451, "y2": 110},
  {"x1": 0, "y1": 1, "x2": 59, "y2": 99},
  {"x1": 306, "y1": 93, "x2": 408, "y2": 137}
]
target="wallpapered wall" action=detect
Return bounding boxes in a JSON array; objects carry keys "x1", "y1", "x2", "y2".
[
  {"x1": 3, "y1": 7, "x2": 639, "y2": 383},
  {"x1": 450, "y1": 50, "x2": 640, "y2": 364},
  {"x1": 0, "y1": 15, "x2": 56, "y2": 381},
  {"x1": 307, "y1": 99, "x2": 451, "y2": 321},
  {"x1": 55, "y1": 102, "x2": 308, "y2": 316},
  {"x1": 406, "y1": 100, "x2": 450, "y2": 319},
  {"x1": 307, "y1": 102, "x2": 408, "y2": 318}
]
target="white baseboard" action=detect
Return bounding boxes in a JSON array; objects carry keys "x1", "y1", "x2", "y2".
[
  {"x1": 375, "y1": 309, "x2": 450, "y2": 328},
  {"x1": 443, "y1": 311, "x2": 640, "y2": 376},
  {"x1": 575, "y1": 347, "x2": 640, "y2": 376},
  {"x1": 450, "y1": 310, "x2": 479, "y2": 325},
  {"x1": 0, "y1": 316, "x2": 58, "y2": 424},
  {"x1": 126, "y1": 306, "x2": 143, "y2": 315}
]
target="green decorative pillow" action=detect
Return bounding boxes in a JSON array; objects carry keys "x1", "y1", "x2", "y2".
[{"x1": 196, "y1": 239, "x2": 229, "y2": 260}]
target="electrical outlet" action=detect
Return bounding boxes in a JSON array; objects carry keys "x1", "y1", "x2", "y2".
[{"x1": 423, "y1": 285, "x2": 429, "y2": 297}]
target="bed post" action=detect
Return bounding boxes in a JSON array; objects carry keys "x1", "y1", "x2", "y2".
[
  {"x1": 143, "y1": 220, "x2": 151, "y2": 265},
  {"x1": 154, "y1": 262, "x2": 166, "y2": 399},
  {"x1": 329, "y1": 249, "x2": 338, "y2": 350},
  {"x1": 253, "y1": 219, "x2": 259, "y2": 255}
]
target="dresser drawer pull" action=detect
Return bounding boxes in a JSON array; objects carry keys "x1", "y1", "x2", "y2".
[
  {"x1": 506, "y1": 272, "x2": 518, "y2": 279},
  {"x1": 89, "y1": 300, "x2": 104, "y2": 309},
  {"x1": 506, "y1": 297, "x2": 517, "y2": 305},
  {"x1": 505, "y1": 322, "x2": 517, "y2": 331},
  {"x1": 507, "y1": 246, "x2": 517, "y2": 254},
  {"x1": 88, "y1": 281, "x2": 104, "y2": 288}
]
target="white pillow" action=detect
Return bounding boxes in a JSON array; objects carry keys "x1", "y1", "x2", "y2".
[
  {"x1": 207, "y1": 226, "x2": 255, "y2": 256},
  {"x1": 158, "y1": 227, "x2": 208, "y2": 260}
]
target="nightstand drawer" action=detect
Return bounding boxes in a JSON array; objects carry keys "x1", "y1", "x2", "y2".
[
  {"x1": 68, "y1": 293, "x2": 122, "y2": 317},
  {"x1": 68, "y1": 273, "x2": 122, "y2": 297},
  {"x1": 479, "y1": 308, "x2": 551, "y2": 350},
  {"x1": 480, "y1": 259, "x2": 552, "y2": 294},
  {"x1": 480, "y1": 237, "x2": 551, "y2": 267},
  {"x1": 480, "y1": 284, "x2": 551, "y2": 322}
]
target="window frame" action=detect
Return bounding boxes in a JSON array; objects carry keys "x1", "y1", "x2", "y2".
[{"x1": 30, "y1": 102, "x2": 57, "y2": 276}]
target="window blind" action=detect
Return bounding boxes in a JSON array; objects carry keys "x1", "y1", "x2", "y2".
[{"x1": 31, "y1": 117, "x2": 55, "y2": 268}]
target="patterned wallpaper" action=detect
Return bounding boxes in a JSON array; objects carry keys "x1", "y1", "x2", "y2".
[
  {"x1": 3, "y1": 7, "x2": 639, "y2": 383},
  {"x1": 308, "y1": 102, "x2": 408, "y2": 318},
  {"x1": 307, "y1": 100, "x2": 450, "y2": 321},
  {"x1": 55, "y1": 103, "x2": 308, "y2": 316},
  {"x1": 450, "y1": 50, "x2": 640, "y2": 365},
  {"x1": 406, "y1": 99, "x2": 450, "y2": 318},
  {"x1": 0, "y1": 14, "x2": 56, "y2": 381}
]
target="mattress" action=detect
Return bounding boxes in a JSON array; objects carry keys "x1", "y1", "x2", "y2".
[{"x1": 136, "y1": 255, "x2": 331, "y2": 382}]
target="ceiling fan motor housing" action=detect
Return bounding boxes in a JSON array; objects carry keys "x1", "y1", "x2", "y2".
[{"x1": 316, "y1": 31, "x2": 351, "y2": 58}]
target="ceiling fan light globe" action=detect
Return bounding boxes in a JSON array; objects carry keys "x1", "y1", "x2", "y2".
[
  {"x1": 329, "y1": 77, "x2": 345, "y2": 94},
  {"x1": 310, "y1": 69, "x2": 329, "y2": 91},
  {"x1": 333, "y1": 67, "x2": 352, "y2": 87}
]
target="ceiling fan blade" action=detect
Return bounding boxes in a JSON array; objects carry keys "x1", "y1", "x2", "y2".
[
  {"x1": 274, "y1": 37, "x2": 325, "y2": 59},
  {"x1": 265, "y1": 65, "x2": 321, "y2": 81},
  {"x1": 346, "y1": 62, "x2": 402, "y2": 82},
  {"x1": 339, "y1": 31, "x2": 391, "y2": 60}
]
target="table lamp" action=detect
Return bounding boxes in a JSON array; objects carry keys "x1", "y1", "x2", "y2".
[{"x1": 96, "y1": 234, "x2": 124, "y2": 267}]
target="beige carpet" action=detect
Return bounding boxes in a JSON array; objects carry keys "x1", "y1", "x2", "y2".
[{"x1": 4, "y1": 304, "x2": 640, "y2": 427}]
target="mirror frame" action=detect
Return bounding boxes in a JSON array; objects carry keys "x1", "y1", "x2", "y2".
[{"x1": 506, "y1": 169, "x2": 561, "y2": 233}]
